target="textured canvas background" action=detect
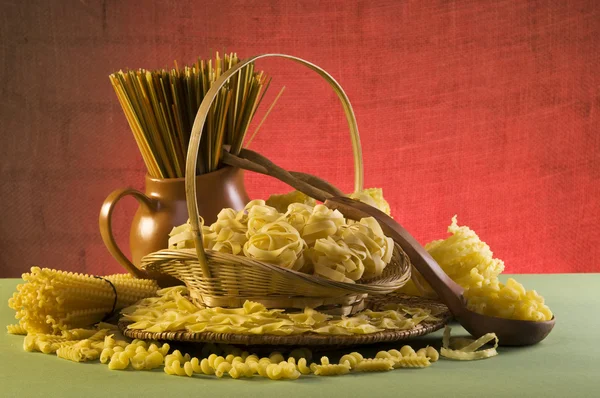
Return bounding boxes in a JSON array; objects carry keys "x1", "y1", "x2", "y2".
[{"x1": 0, "y1": 0, "x2": 598, "y2": 277}]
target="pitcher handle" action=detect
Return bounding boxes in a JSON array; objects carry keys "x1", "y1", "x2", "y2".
[{"x1": 99, "y1": 188, "x2": 155, "y2": 278}]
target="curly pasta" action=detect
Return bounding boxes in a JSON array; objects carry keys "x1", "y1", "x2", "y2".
[
  {"x1": 339, "y1": 352, "x2": 363, "y2": 369},
  {"x1": 15, "y1": 320, "x2": 453, "y2": 380},
  {"x1": 311, "y1": 357, "x2": 351, "y2": 376},
  {"x1": 398, "y1": 216, "x2": 552, "y2": 322},
  {"x1": 465, "y1": 278, "x2": 553, "y2": 321},
  {"x1": 392, "y1": 356, "x2": 431, "y2": 368}
]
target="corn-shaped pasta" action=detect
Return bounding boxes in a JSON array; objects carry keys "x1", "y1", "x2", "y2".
[{"x1": 8, "y1": 267, "x2": 159, "y2": 334}]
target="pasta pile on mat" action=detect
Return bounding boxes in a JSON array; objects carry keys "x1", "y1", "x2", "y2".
[
  {"x1": 169, "y1": 188, "x2": 395, "y2": 283},
  {"x1": 7, "y1": 267, "x2": 159, "y2": 334},
  {"x1": 121, "y1": 286, "x2": 441, "y2": 335},
  {"x1": 399, "y1": 216, "x2": 553, "y2": 322}
]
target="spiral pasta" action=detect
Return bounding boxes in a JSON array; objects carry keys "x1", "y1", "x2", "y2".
[
  {"x1": 354, "y1": 358, "x2": 394, "y2": 372},
  {"x1": 339, "y1": 352, "x2": 363, "y2": 369},
  {"x1": 310, "y1": 357, "x2": 351, "y2": 376}
]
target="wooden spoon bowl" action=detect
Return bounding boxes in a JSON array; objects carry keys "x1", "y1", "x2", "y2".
[
  {"x1": 460, "y1": 307, "x2": 555, "y2": 346},
  {"x1": 325, "y1": 196, "x2": 555, "y2": 346}
]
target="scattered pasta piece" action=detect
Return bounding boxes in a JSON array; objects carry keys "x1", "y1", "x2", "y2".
[
  {"x1": 311, "y1": 357, "x2": 351, "y2": 376},
  {"x1": 392, "y1": 356, "x2": 431, "y2": 368},
  {"x1": 339, "y1": 352, "x2": 363, "y2": 369},
  {"x1": 354, "y1": 358, "x2": 394, "y2": 372},
  {"x1": 440, "y1": 326, "x2": 499, "y2": 361}
]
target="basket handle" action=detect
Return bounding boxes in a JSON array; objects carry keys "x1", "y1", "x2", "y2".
[{"x1": 186, "y1": 54, "x2": 364, "y2": 278}]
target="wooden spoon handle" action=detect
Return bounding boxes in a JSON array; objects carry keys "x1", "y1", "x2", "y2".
[
  {"x1": 221, "y1": 149, "x2": 335, "y2": 202},
  {"x1": 324, "y1": 196, "x2": 466, "y2": 316}
]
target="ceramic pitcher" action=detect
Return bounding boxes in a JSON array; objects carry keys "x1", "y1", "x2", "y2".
[{"x1": 99, "y1": 166, "x2": 249, "y2": 283}]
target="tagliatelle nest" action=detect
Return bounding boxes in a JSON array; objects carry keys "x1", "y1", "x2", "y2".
[{"x1": 168, "y1": 190, "x2": 395, "y2": 284}]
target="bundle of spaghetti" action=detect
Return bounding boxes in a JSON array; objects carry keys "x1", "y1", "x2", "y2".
[
  {"x1": 109, "y1": 52, "x2": 273, "y2": 178},
  {"x1": 8, "y1": 267, "x2": 159, "y2": 334}
]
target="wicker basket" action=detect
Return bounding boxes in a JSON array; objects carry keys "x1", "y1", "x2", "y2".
[{"x1": 141, "y1": 54, "x2": 411, "y2": 315}]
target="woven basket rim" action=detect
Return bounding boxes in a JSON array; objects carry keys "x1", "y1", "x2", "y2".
[
  {"x1": 142, "y1": 242, "x2": 411, "y2": 297},
  {"x1": 118, "y1": 294, "x2": 450, "y2": 346}
]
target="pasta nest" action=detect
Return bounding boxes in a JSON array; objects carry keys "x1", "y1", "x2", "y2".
[{"x1": 168, "y1": 193, "x2": 396, "y2": 284}]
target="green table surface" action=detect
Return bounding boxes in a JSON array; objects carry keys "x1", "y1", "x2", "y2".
[{"x1": 1, "y1": 274, "x2": 598, "y2": 398}]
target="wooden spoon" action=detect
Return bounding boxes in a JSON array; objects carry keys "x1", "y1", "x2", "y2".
[{"x1": 324, "y1": 196, "x2": 555, "y2": 346}]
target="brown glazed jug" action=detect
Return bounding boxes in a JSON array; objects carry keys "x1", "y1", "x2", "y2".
[{"x1": 99, "y1": 166, "x2": 249, "y2": 284}]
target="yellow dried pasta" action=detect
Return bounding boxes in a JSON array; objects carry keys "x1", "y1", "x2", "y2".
[
  {"x1": 8, "y1": 267, "x2": 158, "y2": 334},
  {"x1": 349, "y1": 188, "x2": 392, "y2": 216},
  {"x1": 399, "y1": 216, "x2": 553, "y2": 322},
  {"x1": 338, "y1": 217, "x2": 394, "y2": 279},
  {"x1": 266, "y1": 191, "x2": 316, "y2": 214},
  {"x1": 354, "y1": 358, "x2": 394, "y2": 372},
  {"x1": 465, "y1": 278, "x2": 553, "y2": 321},
  {"x1": 123, "y1": 288, "x2": 438, "y2": 336},
  {"x1": 301, "y1": 205, "x2": 346, "y2": 245},
  {"x1": 243, "y1": 220, "x2": 306, "y2": 270},
  {"x1": 6, "y1": 324, "x2": 27, "y2": 335},
  {"x1": 440, "y1": 326, "x2": 498, "y2": 361},
  {"x1": 311, "y1": 357, "x2": 351, "y2": 376}
]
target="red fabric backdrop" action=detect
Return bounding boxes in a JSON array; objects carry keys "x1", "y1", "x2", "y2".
[{"x1": 0, "y1": 0, "x2": 598, "y2": 277}]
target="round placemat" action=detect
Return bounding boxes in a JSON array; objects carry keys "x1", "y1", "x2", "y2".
[{"x1": 118, "y1": 293, "x2": 451, "y2": 346}]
